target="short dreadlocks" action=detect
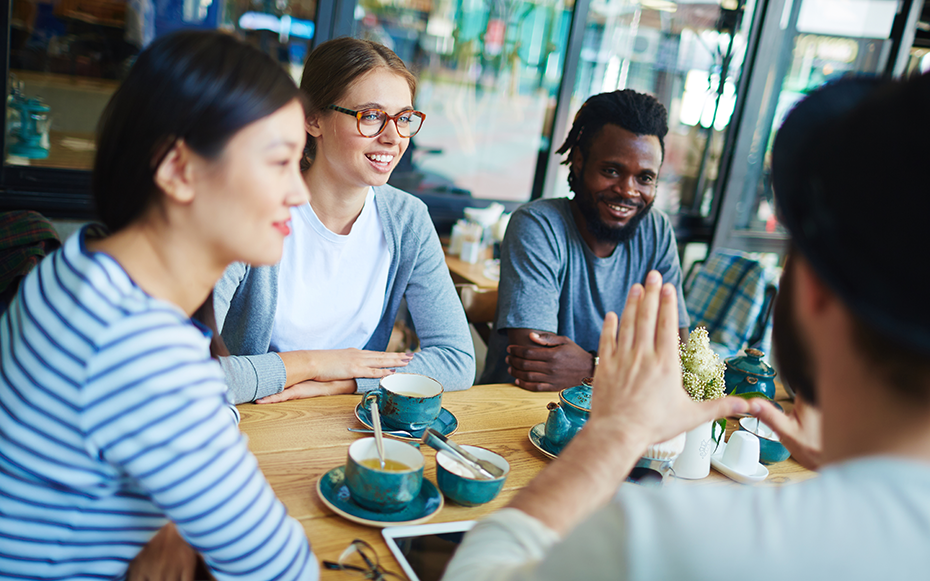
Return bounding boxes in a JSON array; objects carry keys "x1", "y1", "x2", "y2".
[{"x1": 556, "y1": 90, "x2": 668, "y2": 193}]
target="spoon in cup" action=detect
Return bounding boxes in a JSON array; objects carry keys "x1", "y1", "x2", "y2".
[{"x1": 370, "y1": 401, "x2": 386, "y2": 470}]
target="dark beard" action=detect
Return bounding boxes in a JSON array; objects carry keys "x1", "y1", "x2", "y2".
[
  {"x1": 573, "y1": 183, "x2": 653, "y2": 245},
  {"x1": 772, "y1": 256, "x2": 818, "y2": 405}
]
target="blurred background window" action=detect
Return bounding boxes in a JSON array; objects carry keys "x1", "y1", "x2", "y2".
[
  {"x1": 5, "y1": 0, "x2": 317, "y2": 171},
  {"x1": 2, "y1": 0, "x2": 927, "y2": 251}
]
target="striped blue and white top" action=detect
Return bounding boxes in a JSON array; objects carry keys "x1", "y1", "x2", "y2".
[{"x1": 0, "y1": 228, "x2": 317, "y2": 580}]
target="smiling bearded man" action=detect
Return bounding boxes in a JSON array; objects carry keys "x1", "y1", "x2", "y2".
[{"x1": 479, "y1": 90, "x2": 690, "y2": 391}]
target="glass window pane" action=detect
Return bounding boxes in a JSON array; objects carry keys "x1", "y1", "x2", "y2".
[
  {"x1": 5, "y1": 0, "x2": 316, "y2": 171},
  {"x1": 559, "y1": 0, "x2": 758, "y2": 220},
  {"x1": 355, "y1": 0, "x2": 573, "y2": 201},
  {"x1": 731, "y1": 0, "x2": 896, "y2": 237}
]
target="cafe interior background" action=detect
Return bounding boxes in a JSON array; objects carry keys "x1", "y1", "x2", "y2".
[{"x1": 2, "y1": 0, "x2": 928, "y2": 370}]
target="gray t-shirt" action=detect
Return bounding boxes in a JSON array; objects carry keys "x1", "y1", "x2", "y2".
[{"x1": 480, "y1": 198, "x2": 689, "y2": 384}]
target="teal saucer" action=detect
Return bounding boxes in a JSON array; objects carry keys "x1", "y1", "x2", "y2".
[
  {"x1": 528, "y1": 423, "x2": 558, "y2": 459},
  {"x1": 355, "y1": 403, "x2": 458, "y2": 441},
  {"x1": 317, "y1": 466, "x2": 444, "y2": 528}
]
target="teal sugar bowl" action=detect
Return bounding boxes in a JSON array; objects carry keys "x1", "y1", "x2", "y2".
[
  {"x1": 725, "y1": 349, "x2": 777, "y2": 399},
  {"x1": 435, "y1": 445, "x2": 510, "y2": 506},
  {"x1": 543, "y1": 379, "x2": 592, "y2": 454}
]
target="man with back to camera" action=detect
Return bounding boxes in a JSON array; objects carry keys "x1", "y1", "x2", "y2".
[
  {"x1": 479, "y1": 89, "x2": 690, "y2": 391},
  {"x1": 445, "y1": 73, "x2": 930, "y2": 580}
]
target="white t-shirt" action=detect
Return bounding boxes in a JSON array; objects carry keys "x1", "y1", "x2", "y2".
[{"x1": 271, "y1": 188, "x2": 390, "y2": 351}]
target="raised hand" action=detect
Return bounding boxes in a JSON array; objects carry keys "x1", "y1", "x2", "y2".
[
  {"x1": 506, "y1": 332, "x2": 594, "y2": 392},
  {"x1": 590, "y1": 270, "x2": 750, "y2": 447}
]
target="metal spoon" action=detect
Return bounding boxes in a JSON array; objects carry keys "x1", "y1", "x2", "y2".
[
  {"x1": 370, "y1": 401, "x2": 386, "y2": 470},
  {"x1": 348, "y1": 428, "x2": 417, "y2": 438},
  {"x1": 422, "y1": 428, "x2": 504, "y2": 480}
]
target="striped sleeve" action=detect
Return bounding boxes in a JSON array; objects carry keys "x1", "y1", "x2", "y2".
[{"x1": 82, "y1": 311, "x2": 317, "y2": 580}]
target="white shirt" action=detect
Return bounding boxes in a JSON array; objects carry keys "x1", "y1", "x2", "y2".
[{"x1": 271, "y1": 188, "x2": 390, "y2": 351}]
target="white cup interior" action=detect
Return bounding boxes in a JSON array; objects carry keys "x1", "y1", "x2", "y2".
[
  {"x1": 723, "y1": 431, "x2": 760, "y2": 474},
  {"x1": 381, "y1": 373, "x2": 443, "y2": 397},
  {"x1": 349, "y1": 438, "x2": 424, "y2": 472},
  {"x1": 437, "y1": 445, "x2": 510, "y2": 480},
  {"x1": 740, "y1": 417, "x2": 781, "y2": 441}
]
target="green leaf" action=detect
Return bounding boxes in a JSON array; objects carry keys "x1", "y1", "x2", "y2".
[
  {"x1": 731, "y1": 391, "x2": 771, "y2": 400},
  {"x1": 712, "y1": 418, "x2": 726, "y2": 451}
]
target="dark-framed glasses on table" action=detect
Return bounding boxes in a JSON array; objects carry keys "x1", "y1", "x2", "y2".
[{"x1": 323, "y1": 539, "x2": 405, "y2": 580}]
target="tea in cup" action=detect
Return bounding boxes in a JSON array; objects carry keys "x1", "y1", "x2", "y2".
[
  {"x1": 344, "y1": 438, "x2": 424, "y2": 512},
  {"x1": 363, "y1": 373, "x2": 443, "y2": 432}
]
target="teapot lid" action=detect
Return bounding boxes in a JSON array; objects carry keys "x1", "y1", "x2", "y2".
[
  {"x1": 725, "y1": 348, "x2": 776, "y2": 377},
  {"x1": 560, "y1": 381, "x2": 592, "y2": 411}
]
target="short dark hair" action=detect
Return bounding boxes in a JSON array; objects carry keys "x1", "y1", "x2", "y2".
[
  {"x1": 773, "y1": 73, "x2": 930, "y2": 401},
  {"x1": 555, "y1": 89, "x2": 668, "y2": 192},
  {"x1": 93, "y1": 30, "x2": 302, "y2": 232},
  {"x1": 300, "y1": 37, "x2": 418, "y2": 166}
]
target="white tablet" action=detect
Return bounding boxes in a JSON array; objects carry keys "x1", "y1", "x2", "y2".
[{"x1": 382, "y1": 520, "x2": 476, "y2": 581}]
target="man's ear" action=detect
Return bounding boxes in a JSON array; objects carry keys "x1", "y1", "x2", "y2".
[
  {"x1": 793, "y1": 255, "x2": 835, "y2": 319},
  {"x1": 154, "y1": 140, "x2": 196, "y2": 204}
]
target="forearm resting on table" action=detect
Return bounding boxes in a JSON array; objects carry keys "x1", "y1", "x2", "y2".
[
  {"x1": 444, "y1": 421, "x2": 646, "y2": 581},
  {"x1": 278, "y1": 350, "x2": 332, "y2": 387}
]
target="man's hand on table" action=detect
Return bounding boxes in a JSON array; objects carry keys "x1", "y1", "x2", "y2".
[
  {"x1": 750, "y1": 395, "x2": 823, "y2": 470},
  {"x1": 506, "y1": 331, "x2": 594, "y2": 391},
  {"x1": 507, "y1": 272, "x2": 752, "y2": 535}
]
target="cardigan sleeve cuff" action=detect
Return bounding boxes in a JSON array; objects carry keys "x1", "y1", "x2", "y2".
[{"x1": 219, "y1": 353, "x2": 288, "y2": 404}]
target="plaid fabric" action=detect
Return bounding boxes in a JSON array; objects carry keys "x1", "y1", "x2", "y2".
[
  {"x1": 685, "y1": 249, "x2": 777, "y2": 358},
  {"x1": 0, "y1": 211, "x2": 61, "y2": 300}
]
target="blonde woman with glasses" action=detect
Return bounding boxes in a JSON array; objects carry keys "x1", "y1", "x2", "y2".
[{"x1": 215, "y1": 38, "x2": 475, "y2": 403}]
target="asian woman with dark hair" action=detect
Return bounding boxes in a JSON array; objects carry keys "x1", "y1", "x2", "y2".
[{"x1": 0, "y1": 31, "x2": 317, "y2": 579}]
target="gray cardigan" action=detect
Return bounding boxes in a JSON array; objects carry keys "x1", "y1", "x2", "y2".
[{"x1": 213, "y1": 184, "x2": 476, "y2": 404}]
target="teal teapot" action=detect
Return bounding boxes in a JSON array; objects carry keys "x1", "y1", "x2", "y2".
[
  {"x1": 543, "y1": 379, "x2": 592, "y2": 453},
  {"x1": 724, "y1": 348, "x2": 777, "y2": 399}
]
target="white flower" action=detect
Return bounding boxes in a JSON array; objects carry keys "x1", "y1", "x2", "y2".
[{"x1": 680, "y1": 327, "x2": 726, "y2": 401}]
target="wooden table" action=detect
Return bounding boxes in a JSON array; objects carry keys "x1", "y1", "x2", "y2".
[
  {"x1": 444, "y1": 251, "x2": 499, "y2": 290},
  {"x1": 237, "y1": 383, "x2": 814, "y2": 579}
]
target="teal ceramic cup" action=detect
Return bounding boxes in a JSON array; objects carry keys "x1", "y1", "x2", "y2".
[
  {"x1": 435, "y1": 445, "x2": 509, "y2": 506},
  {"x1": 738, "y1": 417, "x2": 791, "y2": 464},
  {"x1": 543, "y1": 380, "x2": 592, "y2": 453},
  {"x1": 344, "y1": 438, "x2": 424, "y2": 512},
  {"x1": 364, "y1": 373, "x2": 444, "y2": 432}
]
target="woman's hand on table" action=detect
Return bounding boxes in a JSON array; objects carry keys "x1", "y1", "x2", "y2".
[
  {"x1": 750, "y1": 396, "x2": 823, "y2": 470},
  {"x1": 256, "y1": 379, "x2": 358, "y2": 403},
  {"x1": 279, "y1": 348, "x2": 412, "y2": 385}
]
